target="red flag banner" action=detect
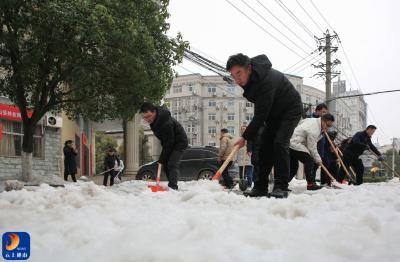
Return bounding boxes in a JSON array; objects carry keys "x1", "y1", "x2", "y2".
[{"x1": 0, "y1": 104, "x2": 33, "y2": 121}]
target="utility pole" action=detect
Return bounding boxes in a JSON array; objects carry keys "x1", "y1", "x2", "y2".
[{"x1": 314, "y1": 30, "x2": 341, "y2": 112}]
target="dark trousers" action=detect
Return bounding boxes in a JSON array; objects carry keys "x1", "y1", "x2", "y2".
[
  {"x1": 339, "y1": 155, "x2": 364, "y2": 185},
  {"x1": 64, "y1": 172, "x2": 77, "y2": 182},
  {"x1": 103, "y1": 171, "x2": 116, "y2": 186},
  {"x1": 219, "y1": 161, "x2": 234, "y2": 187},
  {"x1": 257, "y1": 117, "x2": 301, "y2": 190},
  {"x1": 288, "y1": 149, "x2": 315, "y2": 183},
  {"x1": 239, "y1": 165, "x2": 253, "y2": 186},
  {"x1": 164, "y1": 149, "x2": 185, "y2": 189}
]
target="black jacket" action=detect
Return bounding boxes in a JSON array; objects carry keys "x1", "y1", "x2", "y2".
[
  {"x1": 150, "y1": 106, "x2": 188, "y2": 164},
  {"x1": 242, "y1": 55, "x2": 303, "y2": 140},
  {"x1": 104, "y1": 155, "x2": 120, "y2": 172},
  {"x1": 63, "y1": 146, "x2": 77, "y2": 175},
  {"x1": 344, "y1": 131, "x2": 381, "y2": 158}
]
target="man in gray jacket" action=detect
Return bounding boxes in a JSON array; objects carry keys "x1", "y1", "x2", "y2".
[{"x1": 288, "y1": 113, "x2": 335, "y2": 190}]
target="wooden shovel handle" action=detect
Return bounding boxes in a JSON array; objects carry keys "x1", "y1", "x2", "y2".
[
  {"x1": 324, "y1": 131, "x2": 354, "y2": 182},
  {"x1": 213, "y1": 145, "x2": 240, "y2": 180},
  {"x1": 156, "y1": 163, "x2": 162, "y2": 184},
  {"x1": 320, "y1": 163, "x2": 336, "y2": 182}
]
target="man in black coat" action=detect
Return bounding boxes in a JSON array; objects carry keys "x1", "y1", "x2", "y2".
[
  {"x1": 339, "y1": 125, "x2": 383, "y2": 185},
  {"x1": 140, "y1": 102, "x2": 188, "y2": 190},
  {"x1": 63, "y1": 140, "x2": 78, "y2": 182},
  {"x1": 227, "y1": 53, "x2": 303, "y2": 198}
]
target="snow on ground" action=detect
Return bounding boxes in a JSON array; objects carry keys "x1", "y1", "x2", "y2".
[{"x1": 1, "y1": 179, "x2": 400, "y2": 262}]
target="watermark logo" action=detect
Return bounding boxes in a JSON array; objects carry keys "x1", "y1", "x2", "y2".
[{"x1": 2, "y1": 232, "x2": 30, "y2": 260}]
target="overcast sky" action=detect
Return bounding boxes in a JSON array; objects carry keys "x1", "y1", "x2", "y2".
[{"x1": 167, "y1": 0, "x2": 400, "y2": 146}]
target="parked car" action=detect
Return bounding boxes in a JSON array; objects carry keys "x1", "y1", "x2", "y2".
[{"x1": 136, "y1": 146, "x2": 239, "y2": 182}]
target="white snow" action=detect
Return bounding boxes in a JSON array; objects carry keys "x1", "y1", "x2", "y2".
[{"x1": 1, "y1": 179, "x2": 400, "y2": 262}]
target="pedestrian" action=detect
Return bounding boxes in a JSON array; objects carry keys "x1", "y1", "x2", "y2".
[
  {"x1": 63, "y1": 140, "x2": 78, "y2": 182},
  {"x1": 218, "y1": 128, "x2": 235, "y2": 189},
  {"x1": 237, "y1": 126, "x2": 253, "y2": 188},
  {"x1": 227, "y1": 53, "x2": 303, "y2": 198},
  {"x1": 103, "y1": 148, "x2": 119, "y2": 186},
  {"x1": 140, "y1": 102, "x2": 188, "y2": 190},
  {"x1": 339, "y1": 125, "x2": 384, "y2": 185},
  {"x1": 288, "y1": 114, "x2": 335, "y2": 190}
]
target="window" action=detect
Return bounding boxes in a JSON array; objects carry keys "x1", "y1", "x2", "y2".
[
  {"x1": 0, "y1": 119, "x2": 43, "y2": 158},
  {"x1": 227, "y1": 85, "x2": 235, "y2": 93},
  {"x1": 245, "y1": 102, "x2": 253, "y2": 108},
  {"x1": 227, "y1": 126, "x2": 235, "y2": 135},
  {"x1": 227, "y1": 100, "x2": 235, "y2": 107},
  {"x1": 246, "y1": 113, "x2": 253, "y2": 121},
  {"x1": 188, "y1": 84, "x2": 194, "y2": 92},
  {"x1": 227, "y1": 113, "x2": 235, "y2": 121},
  {"x1": 208, "y1": 86, "x2": 216, "y2": 93},
  {"x1": 208, "y1": 113, "x2": 216, "y2": 121},
  {"x1": 187, "y1": 123, "x2": 195, "y2": 133},
  {"x1": 208, "y1": 100, "x2": 216, "y2": 107},
  {"x1": 208, "y1": 126, "x2": 216, "y2": 134},
  {"x1": 173, "y1": 85, "x2": 182, "y2": 93},
  {"x1": 208, "y1": 142, "x2": 216, "y2": 147}
]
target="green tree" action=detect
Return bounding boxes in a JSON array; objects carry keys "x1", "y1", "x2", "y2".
[
  {"x1": 95, "y1": 132, "x2": 118, "y2": 175},
  {"x1": 0, "y1": 0, "x2": 186, "y2": 181},
  {"x1": 383, "y1": 149, "x2": 400, "y2": 178}
]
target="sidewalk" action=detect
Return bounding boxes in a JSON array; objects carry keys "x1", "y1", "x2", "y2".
[{"x1": 87, "y1": 174, "x2": 137, "y2": 185}]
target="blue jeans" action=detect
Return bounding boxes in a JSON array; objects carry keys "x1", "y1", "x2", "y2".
[{"x1": 239, "y1": 165, "x2": 253, "y2": 186}]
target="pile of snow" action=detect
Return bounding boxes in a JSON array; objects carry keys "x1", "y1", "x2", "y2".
[{"x1": 1, "y1": 179, "x2": 400, "y2": 262}]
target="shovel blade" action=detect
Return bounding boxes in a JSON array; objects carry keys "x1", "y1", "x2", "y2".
[{"x1": 148, "y1": 184, "x2": 167, "y2": 192}]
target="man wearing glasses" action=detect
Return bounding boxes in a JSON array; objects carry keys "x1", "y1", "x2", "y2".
[
  {"x1": 226, "y1": 53, "x2": 303, "y2": 198},
  {"x1": 288, "y1": 114, "x2": 335, "y2": 190}
]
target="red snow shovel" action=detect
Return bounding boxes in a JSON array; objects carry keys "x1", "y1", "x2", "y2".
[
  {"x1": 148, "y1": 163, "x2": 167, "y2": 192},
  {"x1": 212, "y1": 145, "x2": 240, "y2": 180}
]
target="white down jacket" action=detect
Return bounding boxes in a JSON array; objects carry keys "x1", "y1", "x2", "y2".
[{"x1": 289, "y1": 117, "x2": 322, "y2": 163}]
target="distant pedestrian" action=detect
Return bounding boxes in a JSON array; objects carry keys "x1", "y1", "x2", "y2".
[
  {"x1": 237, "y1": 126, "x2": 253, "y2": 187},
  {"x1": 218, "y1": 128, "x2": 235, "y2": 189},
  {"x1": 103, "y1": 148, "x2": 120, "y2": 186},
  {"x1": 63, "y1": 140, "x2": 78, "y2": 182}
]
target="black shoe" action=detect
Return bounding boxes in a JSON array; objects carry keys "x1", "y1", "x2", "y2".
[
  {"x1": 168, "y1": 182, "x2": 178, "y2": 190},
  {"x1": 243, "y1": 186, "x2": 269, "y2": 197},
  {"x1": 307, "y1": 182, "x2": 322, "y2": 191},
  {"x1": 270, "y1": 188, "x2": 289, "y2": 198}
]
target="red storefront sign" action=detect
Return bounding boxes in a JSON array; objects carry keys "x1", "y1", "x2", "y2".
[{"x1": 0, "y1": 104, "x2": 33, "y2": 121}]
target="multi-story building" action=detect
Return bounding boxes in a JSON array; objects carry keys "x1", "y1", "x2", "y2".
[
  {"x1": 332, "y1": 79, "x2": 367, "y2": 136},
  {"x1": 163, "y1": 74, "x2": 329, "y2": 148},
  {"x1": 165, "y1": 74, "x2": 253, "y2": 147}
]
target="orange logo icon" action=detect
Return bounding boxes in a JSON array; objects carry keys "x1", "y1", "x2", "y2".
[{"x1": 5, "y1": 233, "x2": 20, "y2": 251}]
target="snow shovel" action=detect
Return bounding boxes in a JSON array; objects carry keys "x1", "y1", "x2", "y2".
[
  {"x1": 320, "y1": 163, "x2": 342, "y2": 189},
  {"x1": 212, "y1": 145, "x2": 240, "y2": 181},
  {"x1": 368, "y1": 149, "x2": 400, "y2": 178},
  {"x1": 238, "y1": 153, "x2": 249, "y2": 191},
  {"x1": 148, "y1": 163, "x2": 167, "y2": 192},
  {"x1": 113, "y1": 170, "x2": 122, "y2": 184}
]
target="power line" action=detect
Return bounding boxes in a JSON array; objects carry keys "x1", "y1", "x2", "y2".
[
  {"x1": 309, "y1": 0, "x2": 335, "y2": 32},
  {"x1": 289, "y1": 54, "x2": 324, "y2": 75},
  {"x1": 295, "y1": 0, "x2": 324, "y2": 34},
  {"x1": 328, "y1": 89, "x2": 400, "y2": 102},
  {"x1": 275, "y1": 0, "x2": 316, "y2": 40},
  {"x1": 255, "y1": 0, "x2": 315, "y2": 50},
  {"x1": 283, "y1": 52, "x2": 316, "y2": 72},
  {"x1": 223, "y1": 0, "x2": 312, "y2": 61}
]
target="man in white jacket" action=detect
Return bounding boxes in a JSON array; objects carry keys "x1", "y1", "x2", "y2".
[{"x1": 288, "y1": 113, "x2": 335, "y2": 190}]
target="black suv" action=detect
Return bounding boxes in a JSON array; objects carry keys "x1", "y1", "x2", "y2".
[{"x1": 136, "y1": 146, "x2": 239, "y2": 182}]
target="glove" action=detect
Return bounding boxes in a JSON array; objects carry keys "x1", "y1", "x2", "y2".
[{"x1": 378, "y1": 156, "x2": 384, "y2": 161}]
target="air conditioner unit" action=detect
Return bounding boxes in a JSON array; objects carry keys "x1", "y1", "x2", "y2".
[
  {"x1": 216, "y1": 106, "x2": 220, "y2": 110},
  {"x1": 223, "y1": 120, "x2": 227, "y2": 124},
  {"x1": 212, "y1": 92, "x2": 217, "y2": 97},
  {"x1": 223, "y1": 106, "x2": 228, "y2": 110},
  {"x1": 192, "y1": 91, "x2": 197, "y2": 95},
  {"x1": 216, "y1": 120, "x2": 220, "y2": 124},
  {"x1": 222, "y1": 92, "x2": 227, "y2": 97},
  {"x1": 45, "y1": 113, "x2": 62, "y2": 128},
  {"x1": 211, "y1": 133, "x2": 216, "y2": 137}
]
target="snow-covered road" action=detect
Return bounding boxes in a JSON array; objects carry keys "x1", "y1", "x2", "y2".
[{"x1": 1, "y1": 179, "x2": 400, "y2": 262}]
